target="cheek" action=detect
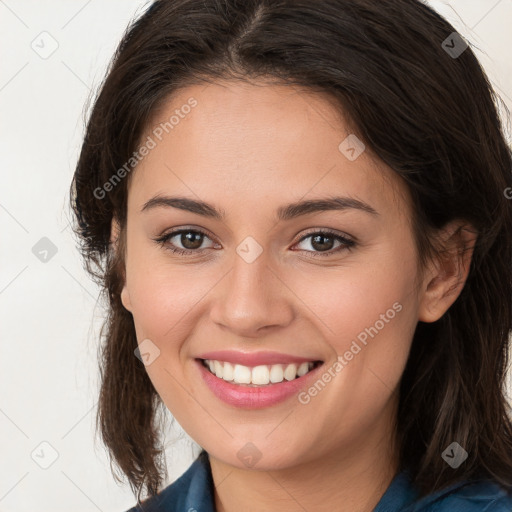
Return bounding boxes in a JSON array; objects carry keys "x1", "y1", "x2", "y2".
[
  {"x1": 124, "y1": 250, "x2": 210, "y2": 410},
  {"x1": 294, "y1": 257, "x2": 412, "y2": 333},
  {"x1": 128, "y1": 264, "x2": 211, "y2": 341},
  {"x1": 288, "y1": 251, "x2": 418, "y2": 387},
  {"x1": 124, "y1": 228, "x2": 213, "y2": 338},
  {"x1": 285, "y1": 265, "x2": 416, "y2": 436}
]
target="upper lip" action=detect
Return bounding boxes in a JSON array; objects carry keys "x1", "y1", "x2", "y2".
[{"x1": 195, "y1": 350, "x2": 323, "y2": 367}]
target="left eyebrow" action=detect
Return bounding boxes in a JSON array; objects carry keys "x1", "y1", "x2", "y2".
[
  {"x1": 277, "y1": 196, "x2": 379, "y2": 220},
  {"x1": 140, "y1": 195, "x2": 379, "y2": 220}
]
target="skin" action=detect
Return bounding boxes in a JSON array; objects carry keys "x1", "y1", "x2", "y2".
[{"x1": 114, "y1": 80, "x2": 475, "y2": 512}]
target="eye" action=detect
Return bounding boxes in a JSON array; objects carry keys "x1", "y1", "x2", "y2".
[
  {"x1": 153, "y1": 227, "x2": 356, "y2": 258},
  {"x1": 292, "y1": 229, "x2": 356, "y2": 258},
  {"x1": 153, "y1": 228, "x2": 218, "y2": 256}
]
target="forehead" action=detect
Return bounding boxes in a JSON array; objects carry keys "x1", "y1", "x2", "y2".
[{"x1": 128, "y1": 80, "x2": 409, "y2": 219}]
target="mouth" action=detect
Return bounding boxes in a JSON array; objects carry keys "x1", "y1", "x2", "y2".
[{"x1": 196, "y1": 358, "x2": 324, "y2": 387}]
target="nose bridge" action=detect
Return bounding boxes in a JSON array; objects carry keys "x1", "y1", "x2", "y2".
[{"x1": 210, "y1": 241, "x2": 293, "y2": 336}]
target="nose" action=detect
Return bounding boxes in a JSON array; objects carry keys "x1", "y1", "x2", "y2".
[{"x1": 209, "y1": 249, "x2": 295, "y2": 338}]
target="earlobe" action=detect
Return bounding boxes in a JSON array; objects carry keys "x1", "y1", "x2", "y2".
[
  {"x1": 418, "y1": 221, "x2": 477, "y2": 323},
  {"x1": 121, "y1": 285, "x2": 132, "y2": 312}
]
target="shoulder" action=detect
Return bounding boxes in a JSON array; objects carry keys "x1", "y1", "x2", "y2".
[
  {"x1": 376, "y1": 470, "x2": 512, "y2": 512},
  {"x1": 123, "y1": 450, "x2": 215, "y2": 512},
  {"x1": 407, "y1": 477, "x2": 512, "y2": 511}
]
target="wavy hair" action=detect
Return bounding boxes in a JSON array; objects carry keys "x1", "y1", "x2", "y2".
[{"x1": 69, "y1": 0, "x2": 512, "y2": 502}]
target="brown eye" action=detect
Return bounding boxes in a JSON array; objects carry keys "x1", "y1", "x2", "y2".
[
  {"x1": 294, "y1": 230, "x2": 356, "y2": 258},
  {"x1": 179, "y1": 231, "x2": 204, "y2": 250},
  {"x1": 310, "y1": 234, "x2": 335, "y2": 252},
  {"x1": 154, "y1": 228, "x2": 216, "y2": 255}
]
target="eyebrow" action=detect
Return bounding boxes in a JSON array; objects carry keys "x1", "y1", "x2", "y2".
[{"x1": 141, "y1": 195, "x2": 379, "y2": 221}]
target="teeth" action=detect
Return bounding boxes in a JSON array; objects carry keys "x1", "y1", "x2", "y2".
[
  {"x1": 233, "y1": 364, "x2": 251, "y2": 384},
  {"x1": 213, "y1": 360, "x2": 223, "y2": 378},
  {"x1": 252, "y1": 365, "x2": 269, "y2": 385},
  {"x1": 222, "y1": 361, "x2": 234, "y2": 381},
  {"x1": 203, "y1": 359, "x2": 319, "y2": 386}
]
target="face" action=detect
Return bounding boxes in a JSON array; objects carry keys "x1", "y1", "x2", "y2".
[{"x1": 118, "y1": 80, "x2": 427, "y2": 470}]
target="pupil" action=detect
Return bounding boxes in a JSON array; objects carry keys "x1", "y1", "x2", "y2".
[
  {"x1": 182, "y1": 231, "x2": 203, "y2": 249},
  {"x1": 311, "y1": 234, "x2": 333, "y2": 252}
]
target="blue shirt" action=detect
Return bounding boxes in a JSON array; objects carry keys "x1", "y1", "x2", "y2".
[{"x1": 125, "y1": 450, "x2": 512, "y2": 511}]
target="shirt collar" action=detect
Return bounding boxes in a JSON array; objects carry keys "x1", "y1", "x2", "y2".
[{"x1": 152, "y1": 449, "x2": 495, "y2": 512}]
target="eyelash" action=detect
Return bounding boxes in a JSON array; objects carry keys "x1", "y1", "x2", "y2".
[{"x1": 153, "y1": 227, "x2": 356, "y2": 258}]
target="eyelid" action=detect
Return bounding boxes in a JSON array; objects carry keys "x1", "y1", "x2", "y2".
[
  {"x1": 294, "y1": 227, "x2": 355, "y2": 244},
  {"x1": 154, "y1": 226, "x2": 218, "y2": 249},
  {"x1": 156, "y1": 225, "x2": 217, "y2": 242},
  {"x1": 292, "y1": 228, "x2": 355, "y2": 257}
]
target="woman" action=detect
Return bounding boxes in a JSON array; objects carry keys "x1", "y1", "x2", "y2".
[{"x1": 69, "y1": 0, "x2": 512, "y2": 510}]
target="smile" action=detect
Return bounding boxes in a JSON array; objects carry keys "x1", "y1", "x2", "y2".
[{"x1": 201, "y1": 359, "x2": 323, "y2": 387}]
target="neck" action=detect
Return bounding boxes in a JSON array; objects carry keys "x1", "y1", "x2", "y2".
[{"x1": 209, "y1": 398, "x2": 400, "y2": 512}]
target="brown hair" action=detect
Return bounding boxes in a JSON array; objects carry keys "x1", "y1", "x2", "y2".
[{"x1": 69, "y1": 0, "x2": 512, "y2": 503}]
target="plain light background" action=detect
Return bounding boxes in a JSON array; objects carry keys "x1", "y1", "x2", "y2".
[{"x1": 1, "y1": 1, "x2": 511, "y2": 510}]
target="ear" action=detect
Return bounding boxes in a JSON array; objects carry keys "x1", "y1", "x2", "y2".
[
  {"x1": 110, "y1": 216, "x2": 121, "y2": 246},
  {"x1": 110, "y1": 217, "x2": 132, "y2": 313},
  {"x1": 418, "y1": 220, "x2": 477, "y2": 323}
]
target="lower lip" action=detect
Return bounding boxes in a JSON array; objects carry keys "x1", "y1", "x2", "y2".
[{"x1": 195, "y1": 359, "x2": 324, "y2": 409}]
